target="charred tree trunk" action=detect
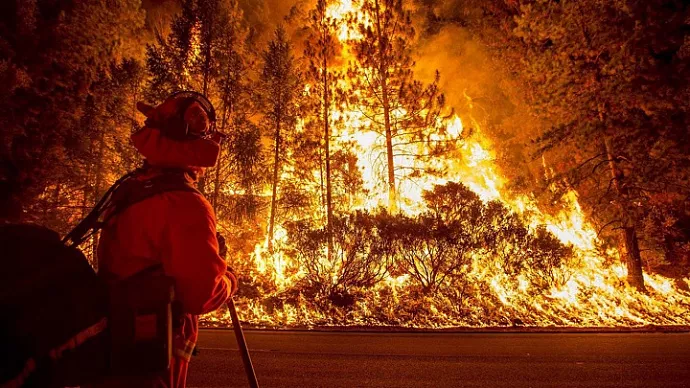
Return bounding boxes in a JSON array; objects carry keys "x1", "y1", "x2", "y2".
[
  {"x1": 623, "y1": 226, "x2": 644, "y2": 287},
  {"x1": 81, "y1": 158, "x2": 93, "y2": 219},
  {"x1": 268, "y1": 119, "x2": 281, "y2": 252},
  {"x1": 212, "y1": 143, "x2": 223, "y2": 212},
  {"x1": 319, "y1": 145, "x2": 325, "y2": 208},
  {"x1": 373, "y1": 0, "x2": 396, "y2": 212},
  {"x1": 663, "y1": 233, "x2": 678, "y2": 264},
  {"x1": 198, "y1": 8, "x2": 215, "y2": 195},
  {"x1": 382, "y1": 81, "x2": 396, "y2": 212},
  {"x1": 212, "y1": 96, "x2": 231, "y2": 213},
  {"x1": 201, "y1": 2, "x2": 215, "y2": 97},
  {"x1": 323, "y1": 53, "x2": 333, "y2": 263},
  {"x1": 44, "y1": 184, "x2": 61, "y2": 226},
  {"x1": 91, "y1": 127, "x2": 107, "y2": 263},
  {"x1": 604, "y1": 137, "x2": 645, "y2": 291}
]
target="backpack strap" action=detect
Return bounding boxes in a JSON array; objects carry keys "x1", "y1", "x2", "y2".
[
  {"x1": 106, "y1": 171, "x2": 200, "y2": 222},
  {"x1": 62, "y1": 170, "x2": 138, "y2": 247},
  {"x1": 63, "y1": 169, "x2": 201, "y2": 248}
]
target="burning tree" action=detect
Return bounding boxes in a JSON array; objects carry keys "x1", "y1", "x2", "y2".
[
  {"x1": 205, "y1": 0, "x2": 259, "y2": 219},
  {"x1": 302, "y1": 0, "x2": 345, "y2": 262},
  {"x1": 1, "y1": 0, "x2": 145, "y2": 223},
  {"x1": 347, "y1": 0, "x2": 446, "y2": 212},
  {"x1": 512, "y1": 0, "x2": 690, "y2": 291},
  {"x1": 145, "y1": 0, "x2": 262, "y2": 202},
  {"x1": 77, "y1": 60, "x2": 146, "y2": 259},
  {"x1": 256, "y1": 26, "x2": 303, "y2": 251}
]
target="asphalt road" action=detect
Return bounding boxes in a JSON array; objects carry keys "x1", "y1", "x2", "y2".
[{"x1": 187, "y1": 329, "x2": 690, "y2": 388}]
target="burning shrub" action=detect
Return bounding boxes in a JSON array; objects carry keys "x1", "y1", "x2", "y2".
[
  {"x1": 423, "y1": 182, "x2": 499, "y2": 252},
  {"x1": 484, "y1": 204, "x2": 532, "y2": 276},
  {"x1": 424, "y1": 182, "x2": 483, "y2": 224},
  {"x1": 285, "y1": 211, "x2": 393, "y2": 306},
  {"x1": 257, "y1": 181, "x2": 600, "y2": 325},
  {"x1": 422, "y1": 182, "x2": 574, "y2": 290},
  {"x1": 377, "y1": 211, "x2": 477, "y2": 294},
  {"x1": 483, "y1": 203, "x2": 575, "y2": 289},
  {"x1": 522, "y1": 226, "x2": 575, "y2": 289}
]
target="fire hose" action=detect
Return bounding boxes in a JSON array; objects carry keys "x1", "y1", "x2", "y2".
[{"x1": 227, "y1": 297, "x2": 260, "y2": 388}]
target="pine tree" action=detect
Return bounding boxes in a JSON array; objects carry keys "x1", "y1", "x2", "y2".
[
  {"x1": 76, "y1": 59, "x2": 146, "y2": 260},
  {"x1": 145, "y1": 0, "x2": 197, "y2": 101},
  {"x1": 145, "y1": 0, "x2": 257, "y2": 195},
  {"x1": 257, "y1": 26, "x2": 302, "y2": 251},
  {"x1": 0, "y1": 0, "x2": 144, "y2": 224},
  {"x1": 512, "y1": 0, "x2": 690, "y2": 290},
  {"x1": 303, "y1": 0, "x2": 343, "y2": 261},
  {"x1": 209, "y1": 0, "x2": 261, "y2": 220},
  {"x1": 348, "y1": 0, "x2": 446, "y2": 212}
]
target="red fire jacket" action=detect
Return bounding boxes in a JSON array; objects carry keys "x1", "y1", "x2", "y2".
[{"x1": 97, "y1": 125, "x2": 233, "y2": 388}]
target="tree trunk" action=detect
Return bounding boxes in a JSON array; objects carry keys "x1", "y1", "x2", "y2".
[
  {"x1": 663, "y1": 233, "x2": 678, "y2": 264},
  {"x1": 91, "y1": 127, "x2": 107, "y2": 264},
  {"x1": 198, "y1": 6, "x2": 215, "y2": 194},
  {"x1": 382, "y1": 82, "x2": 396, "y2": 212},
  {"x1": 81, "y1": 159, "x2": 93, "y2": 219},
  {"x1": 267, "y1": 119, "x2": 281, "y2": 251},
  {"x1": 373, "y1": 0, "x2": 396, "y2": 212},
  {"x1": 212, "y1": 142, "x2": 223, "y2": 212},
  {"x1": 623, "y1": 226, "x2": 645, "y2": 289},
  {"x1": 604, "y1": 137, "x2": 645, "y2": 291},
  {"x1": 319, "y1": 145, "x2": 325, "y2": 208},
  {"x1": 212, "y1": 94, "x2": 231, "y2": 213},
  {"x1": 323, "y1": 47, "x2": 334, "y2": 263},
  {"x1": 201, "y1": 3, "x2": 214, "y2": 97},
  {"x1": 45, "y1": 184, "x2": 61, "y2": 226}
]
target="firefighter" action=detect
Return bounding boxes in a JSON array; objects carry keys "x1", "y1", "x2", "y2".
[{"x1": 96, "y1": 92, "x2": 237, "y2": 387}]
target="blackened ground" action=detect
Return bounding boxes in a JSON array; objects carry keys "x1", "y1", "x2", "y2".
[{"x1": 187, "y1": 329, "x2": 690, "y2": 388}]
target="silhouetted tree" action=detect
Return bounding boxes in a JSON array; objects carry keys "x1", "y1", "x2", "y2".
[{"x1": 256, "y1": 26, "x2": 302, "y2": 251}]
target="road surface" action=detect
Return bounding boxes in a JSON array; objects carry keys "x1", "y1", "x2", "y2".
[{"x1": 187, "y1": 329, "x2": 690, "y2": 388}]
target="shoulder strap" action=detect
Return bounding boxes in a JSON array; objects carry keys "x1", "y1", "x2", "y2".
[
  {"x1": 109, "y1": 171, "x2": 200, "y2": 216},
  {"x1": 62, "y1": 171, "x2": 137, "y2": 247},
  {"x1": 63, "y1": 170, "x2": 201, "y2": 248}
]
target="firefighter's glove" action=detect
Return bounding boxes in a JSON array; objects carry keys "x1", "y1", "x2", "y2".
[{"x1": 217, "y1": 232, "x2": 227, "y2": 259}]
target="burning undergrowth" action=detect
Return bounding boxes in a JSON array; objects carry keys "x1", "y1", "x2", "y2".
[{"x1": 202, "y1": 179, "x2": 690, "y2": 328}]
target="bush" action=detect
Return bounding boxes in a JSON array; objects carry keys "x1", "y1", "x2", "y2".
[
  {"x1": 378, "y1": 212, "x2": 476, "y2": 294},
  {"x1": 282, "y1": 181, "x2": 575, "y2": 313},
  {"x1": 285, "y1": 211, "x2": 393, "y2": 304}
]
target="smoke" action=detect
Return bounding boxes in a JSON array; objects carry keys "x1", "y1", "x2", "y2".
[
  {"x1": 239, "y1": 0, "x2": 307, "y2": 38},
  {"x1": 413, "y1": 23, "x2": 544, "y2": 193},
  {"x1": 141, "y1": 0, "x2": 181, "y2": 37},
  {"x1": 414, "y1": 25, "x2": 514, "y2": 128}
]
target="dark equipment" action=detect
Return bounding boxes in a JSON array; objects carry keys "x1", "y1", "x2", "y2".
[
  {"x1": 107, "y1": 266, "x2": 176, "y2": 377},
  {"x1": 0, "y1": 224, "x2": 109, "y2": 387}
]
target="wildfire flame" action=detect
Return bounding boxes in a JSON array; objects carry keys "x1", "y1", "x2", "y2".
[{"x1": 203, "y1": 0, "x2": 690, "y2": 328}]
